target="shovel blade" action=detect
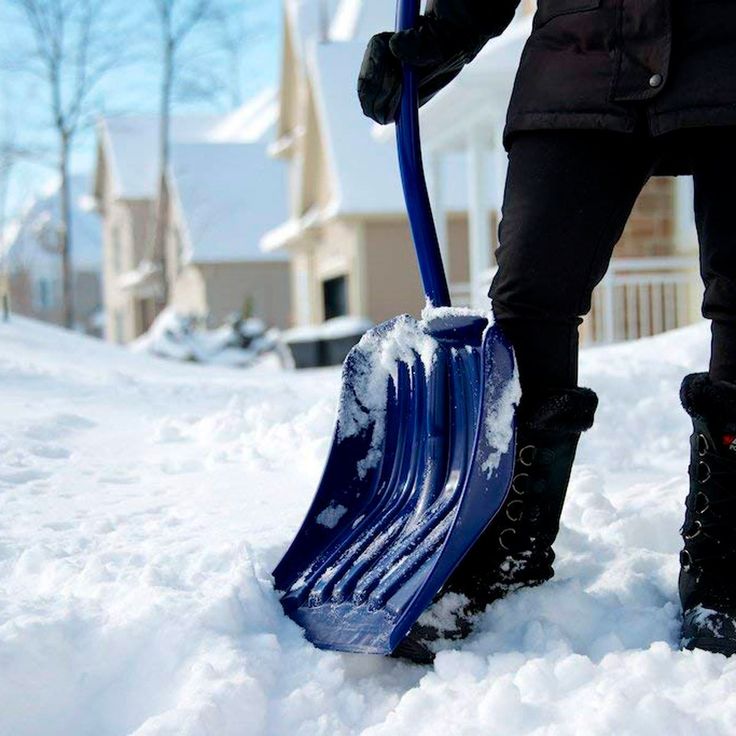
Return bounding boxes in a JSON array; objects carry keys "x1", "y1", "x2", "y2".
[{"x1": 273, "y1": 313, "x2": 518, "y2": 655}]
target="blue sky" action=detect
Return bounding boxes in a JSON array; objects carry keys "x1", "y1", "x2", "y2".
[{"x1": 1, "y1": 0, "x2": 282, "y2": 217}]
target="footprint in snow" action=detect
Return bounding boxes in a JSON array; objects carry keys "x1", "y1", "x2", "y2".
[
  {"x1": 25, "y1": 413, "x2": 96, "y2": 442},
  {"x1": 28, "y1": 443, "x2": 71, "y2": 460},
  {"x1": 97, "y1": 473, "x2": 140, "y2": 485},
  {"x1": 0, "y1": 468, "x2": 51, "y2": 485}
]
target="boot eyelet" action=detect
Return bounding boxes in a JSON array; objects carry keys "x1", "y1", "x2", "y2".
[
  {"x1": 684, "y1": 520, "x2": 702, "y2": 540},
  {"x1": 511, "y1": 472, "x2": 528, "y2": 495},
  {"x1": 695, "y1": 491, "x2": 710, "y2": 515},
  {"x1": 499, "y1": 527, "x2": 516, "y2": 551},
  {"x1": 697, "y1": 461, "x2": 711, "y2": 483},
  {"x1": 505, "y1": 500, "x2": 523, "y2": 523},
  {"x1": 681, "y1": 548, "x2": 693, "y2": 571},
  {"x1": 697, "y1": 433, "x2": 709, "y2": 456},
  {"x1": 518, "y1": 445, "x2": 536, "y2": 467}
]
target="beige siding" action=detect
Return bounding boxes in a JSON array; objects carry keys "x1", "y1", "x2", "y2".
[
  {"x1": 360, "y1": 215, "x2": 475, "y2": 323},
  {"x1": 171, "y1": 265, "x2": 207, "y2": 317},
  {"x1": 362, "y1": 220, "x2": 425, "y2": 323},
  {"x1": 178, "y1": 261, "x2": 291, "y2": 329},
  {"x1": 101, "y1": 196, "x2": 155, "y2": 343},
  {"x1": 299, "y1": 81, "x2": 334, "y2": 216},
  {"x1": 447, "y1": 214, "x2": 472, "y2": 284}
]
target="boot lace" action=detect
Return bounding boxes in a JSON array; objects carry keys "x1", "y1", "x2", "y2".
[
  {"x1": 494, "y1": 442, "x2": 556, "y2": 583},
  {"x1": 681, "y1": 431, "x2": 736, "y2": 573}
]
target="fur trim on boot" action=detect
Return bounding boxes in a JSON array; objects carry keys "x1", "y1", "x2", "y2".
[
  {"x1": 518, "y1": 386, "x2": 599, "y2": 434},
  {"x1": 680, "y1": 372, "x2": 736, "y2": 428}
]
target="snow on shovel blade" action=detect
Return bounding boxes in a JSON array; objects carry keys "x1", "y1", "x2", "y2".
[{"x1": 272, "y1": 311, "x2": 519, "y2": 655}]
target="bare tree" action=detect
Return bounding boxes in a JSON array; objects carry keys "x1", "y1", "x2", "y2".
[
  {"x1": 7, "y1": 0, "x2": 123, "y2": 329},
  {"x1": 149, "y1": 0, "x2": 215, "y2": 308},
  {"x1": 208, "y1": 0, "x2": 269, "y2": 110},
  {"x1": 0, "y1": 80, "x2": 37, "y2": 323},
  {"x1": 0, "y1": 147, "x2": 16, "y2": 322}
]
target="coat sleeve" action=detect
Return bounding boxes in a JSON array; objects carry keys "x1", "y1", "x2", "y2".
[{"x1": 427, "y1": 0, "x2": 521, "y2": 40}]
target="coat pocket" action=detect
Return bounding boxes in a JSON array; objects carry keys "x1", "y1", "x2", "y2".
[{"x1": 535, "y1": 0, "x2": 601, "y2": 27}]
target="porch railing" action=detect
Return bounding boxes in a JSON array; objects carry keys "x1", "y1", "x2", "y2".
[{"x1": 449, "y1": 256, "x2": 698, "y2": 345}]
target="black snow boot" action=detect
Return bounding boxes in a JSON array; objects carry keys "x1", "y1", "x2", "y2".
[
  {"x1": 393, "y1": 386, "x2": 598, "y2": 665},
  {"x1": 679, "y1": 372, "x2": 736, "y2": 656}
]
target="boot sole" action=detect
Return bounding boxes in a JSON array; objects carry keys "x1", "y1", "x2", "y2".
[
  {"x1": 390, "y1": 636, "x2": 436, "y2": 665},
  {"x1": 683, "y1": 636, "x2": 736, "y2": 657}
]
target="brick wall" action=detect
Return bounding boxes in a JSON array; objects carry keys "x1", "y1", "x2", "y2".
[{"x1": 616, "y1": 176, "x2": 676, "y2": 257}]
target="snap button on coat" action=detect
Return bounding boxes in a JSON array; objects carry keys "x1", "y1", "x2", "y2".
[{"x1": 495, "y1": 0, "x2": 736, "y2": 175}]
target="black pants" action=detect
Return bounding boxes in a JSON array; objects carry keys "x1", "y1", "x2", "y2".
[{"x1": 489, "y1": 117, "x2": 736, "y2": 395}]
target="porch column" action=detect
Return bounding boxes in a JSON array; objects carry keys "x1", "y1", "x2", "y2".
[
  {"x1": 490, "y1": 120, "x2": 509, "y2": 264},
  {"x1": 428, "y1": 151, "x2": 449, "y2": 268},
  {"x1": 467, "y1": 124, "x2": 491, "y2": 307}
]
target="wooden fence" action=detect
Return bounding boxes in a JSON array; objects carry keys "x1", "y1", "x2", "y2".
[{"x1": 450, "y1": 256, "x2": 698, "y2": 345}]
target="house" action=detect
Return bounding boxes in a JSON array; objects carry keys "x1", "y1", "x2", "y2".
[
  {"x1": 5, "y1": 174, "x2": 103, "y2": 335},
  {"x1": 264, "y1": 0, "x2": 496, "y2": 328},
  {"x1": 93, "y1": 89, "x2": 289, "y2": 344},
  {"x1": 164, "y1": 142, "x2": 289, "y2": 328},
  {"x1": 268, "y1": 0, "x2": 701, "y2": 346},
  {"x1": 395, "y1": 1, "x2": 702, "y2": 344}
]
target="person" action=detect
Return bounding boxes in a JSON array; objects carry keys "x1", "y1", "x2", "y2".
[{"x1": 358, "y1": 0, "x2": 736, "y2": 663}]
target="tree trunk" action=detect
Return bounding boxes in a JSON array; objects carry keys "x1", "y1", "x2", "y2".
[
  {"x1": 59, "y1": 135, "x2": 74, "y2": 329},
  {"x1": 153, "y1": 36, "x2": 174, "y2": 311}
]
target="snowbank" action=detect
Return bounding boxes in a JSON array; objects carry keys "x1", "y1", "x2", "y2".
[
  {"x1": 131, "y1": 308, "x2": 291, "y2": 368},
  {"x1": 1, "y1": 315, "x2": 735, "y2": 736}
]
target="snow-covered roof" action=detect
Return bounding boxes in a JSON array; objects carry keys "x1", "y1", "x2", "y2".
[
  {"x1": 329, "y1": 0, "x2": 394, "y2": 41},
  {"x1": 284, "y1": 0, "x2": 326, "y2": 57},
  {"x1": 304, "y1": 41, "x2": 495, "y2": 218},
  {"x1": 100, "y1": 88, "x2": 279, "y2": 200},
  {"x1": 285, "y1": 0, "x2": 392, "y2": 57},
  {"x1": 413, "y1": 14, "x2": 533, "y2": 151},
  {"x1": 169, "y1": 142, "x2": 288, "y2": 264},
  {"x1": 209, "y1": 87, "x2": 279, "y2": 143},
  {"x1": 308, "y1": 41, "x2": 404, "y2": 216},
  {"x1": 5, "y1": 174, "x2": 101, "y2": 273}
]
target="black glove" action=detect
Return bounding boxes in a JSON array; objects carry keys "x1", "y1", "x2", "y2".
[{"x1": 358, "y1": 0, "x2": 519, "y2": 125}]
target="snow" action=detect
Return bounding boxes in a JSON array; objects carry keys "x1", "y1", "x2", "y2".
[
  {"x1": 329, "y1": 0, "x2": 394, "y2": 41},
  {"x1": 336, "y1": 315, "x2": 439, "y2": 478},
  {"x1": 316, "y1": 503, "x2": 348, "y2": 529},
  {"x1": 209, "y1": 88, "x2": 279, "y2": 144},
  {"x1": 168, "y1": 142, "x2": 288, "y2": 263},
  {"x1": 101, "y1": 89, "x2": 279, "y2": 200},
  {"x1": 282, "y1": 315, "x2": 373, "y2": 342},
  {"x1": 3, "y1": 314, "x2": 736, "y2": 736},
  {"x1": 301, "y1": 42, "x2": 501, "y2": 220},
  {"x1": 131, "y1": 308, "x2": 290, "y2": 368},
  {"x1": 482, "y1": 365, "x2": 521, "y2": 477}
]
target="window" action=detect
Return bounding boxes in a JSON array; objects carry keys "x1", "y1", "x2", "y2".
[
  {"x1": 35, "y1": 278, "x2": 58, "y2": 311},
  {"x1": 322, "y1": 275, "x2": 348, "y2": 320}
]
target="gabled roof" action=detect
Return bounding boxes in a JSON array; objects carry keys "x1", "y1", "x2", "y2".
[
  {"x1": 306, "y1": 41, "x2": 495, "y2": 217},
  {"x1": 307, "y1": 41, "x2": 404, "y2": 216},
  {"x1": 329, "y1": 0, "x2": 394, "y2": 41},
  {"x1": 168, "y1": 142, "x2": 288, "y2": 264},
  {"x1": 284, "y1": 0, "x2": 394, "y2": 47},
  {"x1": 6, "y1": 174, "x2": 101, "y2": 273},
  {"x1": 98, "y1": 88, "x2": 279, "y2": 201}
]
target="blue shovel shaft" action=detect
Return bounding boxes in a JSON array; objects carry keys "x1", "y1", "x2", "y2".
[{"x1": 395, "y1": 0, "x2": 452, "y2": 309}]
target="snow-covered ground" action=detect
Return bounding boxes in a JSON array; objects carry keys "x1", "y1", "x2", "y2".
[{"x1": 2, "y1": 316, "x2": 735, "y2": 736}]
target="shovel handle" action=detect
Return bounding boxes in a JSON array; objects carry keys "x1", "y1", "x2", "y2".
[{"x1": 395, "y1": 0, "x2": 452, "y2": 308}]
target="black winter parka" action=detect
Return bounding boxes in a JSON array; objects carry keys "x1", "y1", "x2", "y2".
[{"x1": 448, "y1": 0, "x2": 736, "y2": 175}]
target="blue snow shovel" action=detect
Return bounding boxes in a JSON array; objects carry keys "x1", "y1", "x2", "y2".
[{"x1": 272, "y1": 0, "x2": 519, "y2": 656}]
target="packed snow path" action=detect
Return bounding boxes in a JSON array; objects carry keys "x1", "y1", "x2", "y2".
[{"x1": 2, "y1": 317, "x2": 736, "y2": 736}]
